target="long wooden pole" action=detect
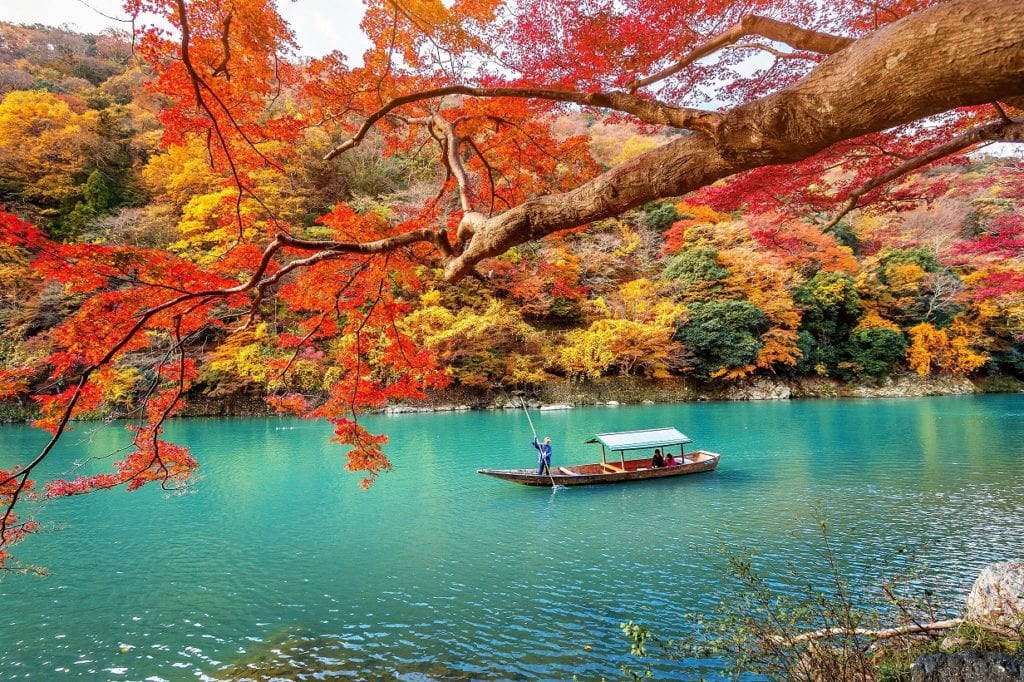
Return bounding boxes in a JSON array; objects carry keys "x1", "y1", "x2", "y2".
[{"x1": 521, "y1": 398, "x2": 559, "y2": 488}]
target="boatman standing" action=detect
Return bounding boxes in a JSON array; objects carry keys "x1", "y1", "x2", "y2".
[{"x1": 533, "y1": 436, "x2": 553, "y2": 475}]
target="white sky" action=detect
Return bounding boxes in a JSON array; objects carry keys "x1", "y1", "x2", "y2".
[{"x1": 0, "y1": 0, "x2": 371, "y2": 60}]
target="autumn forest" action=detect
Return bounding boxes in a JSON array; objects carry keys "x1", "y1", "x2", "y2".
[{"x1": 1, "y1": 0, "x2": 1023, "y2": 572}]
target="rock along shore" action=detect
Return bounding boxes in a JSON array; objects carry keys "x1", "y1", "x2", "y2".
[
  {"x1": 1, "y1": 374, "x2": 1018, "y2": 421},
  {"x1": 380, "y1": 374, "x2": 1020, "y2": 415}
]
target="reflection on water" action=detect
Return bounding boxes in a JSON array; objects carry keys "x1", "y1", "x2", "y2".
[{"x1": 1, "y1": 394, "x2": 1022, "y2": 680}]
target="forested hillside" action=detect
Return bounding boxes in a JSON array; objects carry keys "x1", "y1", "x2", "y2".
[{"x1": 1, "y1": 21, "x2": 1022, "y2": 424}]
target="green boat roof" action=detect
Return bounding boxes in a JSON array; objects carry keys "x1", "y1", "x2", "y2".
[{"x1": 586, "y1": 427, "x2": 693, "y2": 451}]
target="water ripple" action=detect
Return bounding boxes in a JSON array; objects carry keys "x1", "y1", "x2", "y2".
[{"x1": 1, "y1": 396, "x2": 1022, "y2": 679}]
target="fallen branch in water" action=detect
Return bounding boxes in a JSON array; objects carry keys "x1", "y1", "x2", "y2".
[{"x1": 776, "y1": 618, "x2": 964, "y2": 646}]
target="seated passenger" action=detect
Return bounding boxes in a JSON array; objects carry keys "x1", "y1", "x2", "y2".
[
  {"x1": 664, "y1": 452, "x2": 677, "y2": 466},
  {"x1": 651, "y1": 449, "x2": 666, "y2": 468}
]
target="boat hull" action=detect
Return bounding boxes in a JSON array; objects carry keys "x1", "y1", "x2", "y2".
[{"x1": 478, "y1": 451, "x2": 720, "y2": 487}]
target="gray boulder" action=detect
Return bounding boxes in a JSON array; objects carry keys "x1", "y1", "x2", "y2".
[
  {"x1": 911, "y1": 652, "x2": 1024, "y2": 681},
  {"x1": 722, "y1": 377, "x2": 792, "y2": 400},
  {"x1": 966, "y1": 559, "x2": 1024, "y2": 628}
]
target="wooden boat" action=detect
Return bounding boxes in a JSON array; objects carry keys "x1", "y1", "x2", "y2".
[{"x1": 478, "y1": 427, "x2": 720, "y2": 487}]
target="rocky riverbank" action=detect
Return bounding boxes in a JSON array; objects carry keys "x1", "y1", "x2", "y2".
[
  {"x1": 380, "y1": 374, "x2": 1022, "y2": 414},
  {"x1": 1, "y1": 374, "x2": 1020, "y2": 422}
]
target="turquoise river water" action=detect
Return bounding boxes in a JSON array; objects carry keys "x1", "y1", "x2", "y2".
[{"x1": 1, "y1": 394, "x2": 1023, "y2": 680}]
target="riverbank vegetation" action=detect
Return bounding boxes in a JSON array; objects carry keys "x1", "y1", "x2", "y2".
[
  {"x1": 1, "y1": 0, "x2": 1023, "y2": 569},
  {"x1": 620, "y1": 521, "x2": 1024, "y2": 681}
]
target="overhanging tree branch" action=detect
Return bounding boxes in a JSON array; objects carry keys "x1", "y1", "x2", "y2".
[
  {"x1": 323, "y1": 85, "x2": 722, "y2": 160},
  {"x1": 275, "y1": 229, "x2": 453, "y2": 260},
  {"x1": 441, "y1": 0, "x2": 1024, "y2": 279}
]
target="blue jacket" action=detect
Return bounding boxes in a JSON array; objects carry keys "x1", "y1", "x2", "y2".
[{"x1": 532, "y1": 437, "x2": 552, "y2": 464}]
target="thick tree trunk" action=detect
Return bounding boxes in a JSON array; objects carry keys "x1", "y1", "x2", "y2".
[{"x1": 443, "y1": 0, "x2": 1024, "y2": 280}]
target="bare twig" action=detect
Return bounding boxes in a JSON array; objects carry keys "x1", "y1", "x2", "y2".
[
  {"x1": 627, "y1": 14, "x2": 853, "y2": 92},
  {"x1": 821, "y1": 117, "x2": 1024, "y2": 231},
  {"x1": 731, "y1": 42, "x2": 819, "y2": 61}
]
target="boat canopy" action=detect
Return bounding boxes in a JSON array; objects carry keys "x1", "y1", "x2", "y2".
[{"x1": 586, "y1": 427, "x2": 693, "y2": 451}]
